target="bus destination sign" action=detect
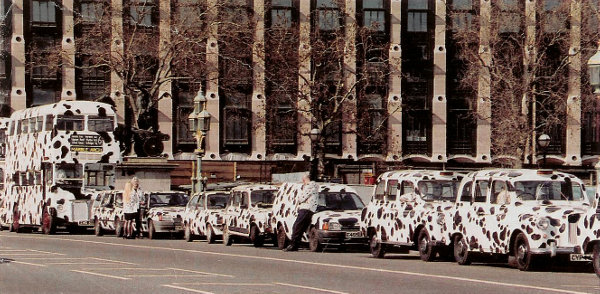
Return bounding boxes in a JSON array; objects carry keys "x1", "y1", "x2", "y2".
[{"x1": 70, "y1": 134, "x2": 104, "y2": 153}]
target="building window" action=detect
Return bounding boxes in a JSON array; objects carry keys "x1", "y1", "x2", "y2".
[
  {"x1": 361, "y1": 0, "x2": 386, "y2": 32},
  {"x1": 78, "y1": 57, "x2": 109, "y2": 101},
  {"x1": 174, "y1": 0, "x2": 205, "y2": 29},
  {"x1": 270, "y1": 0, "x2": 294, "y2": 28},
  {"x1": 494, "y1": 0, "x2": 522, "y2": 34},
  {"x1": 406, "y1": 0, "x2": 428, "y2": 32},
  {"x1": 449, "y1": 0, "x2": 475, "y2": 32},
  {"x1": 129, "y1": 0, "x2": 156, "y2": 28},
  {"x1": 582, "y1": 104, "x2": 600, "y2": 156},
  {"x1": 80, "y1": 1, "x2": 104, "y2": 23},
  {"x1": 174, "y1": 84, "x2": 196, "y2": 145},
  {"x1": 32, "y1": 0, "x2": 57, "y2": 26},
  {"x1": 314, "y1": 0, "x2": 341, "y2": 31},
  {"x1": 358, "y1": 91, "x2": 386, "y2": 154}
]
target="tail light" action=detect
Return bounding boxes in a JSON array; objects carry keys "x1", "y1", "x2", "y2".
[
  {"x1": 322, "y1": 222, "x2": 329, "y2": 230},
  {"x1": 157, "y1": 212, "x2": 163, "y2": 221}
]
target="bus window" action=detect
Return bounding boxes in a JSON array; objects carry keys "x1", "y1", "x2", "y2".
[
  {"x1": 34, "y1": 171, "x2": 42, "y2": 185},
  {"x1": 9, "y1": 120, "x2": 15, "y2": 136},
  {"x1": 56, "y1": 115, "x2": 84, "y2": 131},
  {"x1": 55, "y1": 163, "x2": 83, "y2": 185},
  {"x1": 29, "y1": 118, "x2": 37, "y2": 133},
  {"x1": 88, "y1": 116, "x2": 115, "y2": 132},
  {"x1": 36, "y1": 116, "x2": 43, "y2": 132},
  {"x1": 45, "y1": 115, "x2": 54, "y2": 131}
]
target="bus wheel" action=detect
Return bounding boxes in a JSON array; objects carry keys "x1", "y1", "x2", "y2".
[{"x1": 42, "y1": 211, "x2": 56, "y2": 235}]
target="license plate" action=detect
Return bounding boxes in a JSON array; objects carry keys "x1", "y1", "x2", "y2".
[
  {"x1": 569, "y1": 254, "x2": 591, "y2": 261},
  {"x1": 175, "y1": 225, "x2": 183, "y2": 231},
  {"x1": 346, "y1": 231, "x2": 362, "y2": 238}
]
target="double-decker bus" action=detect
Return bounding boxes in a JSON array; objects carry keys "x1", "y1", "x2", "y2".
[{"x1": 0, "y1": 101, "x2": 121, "y2": 233}]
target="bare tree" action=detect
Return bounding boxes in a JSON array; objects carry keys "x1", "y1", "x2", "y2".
[{"x1": 448, "y1": 0, "x2": 600, "y2": 167}]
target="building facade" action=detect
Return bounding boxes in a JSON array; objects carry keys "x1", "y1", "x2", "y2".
[{"x1": 1, "y1": 0, "x2": 599, "y2": 184}]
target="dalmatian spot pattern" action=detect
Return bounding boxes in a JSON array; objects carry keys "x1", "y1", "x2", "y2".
[
  {"x1": 184, "y1": 191, "x2": 228, "y2": 238},
  {"x1": 0, "y1": 101, "x2": 121, "y2": 229},
  {"x1": 224, "y1": 184, "x2": 278, "y2": 239}
]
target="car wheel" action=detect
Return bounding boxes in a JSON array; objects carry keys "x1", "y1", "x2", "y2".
[
  {"x1": 277, "y1": 224, "x2": 288, "y2": 250},
  {"x1": 42, "y1": 210, "x2": 56, "y2": 235},
  {"x1": 418, "y1": 229, "x2": 436, "y2": 262},
  {"x1": 370, "y1": 234, "x2": 386, "y2": 258},
  {"x1": 223, "y1": 227, "x2": 233, "y2": 246},
  {"x1": 115, "y1": 217, "x2": 123, "y2": 237},
  {"x1": 206, "y1": 225, "x2": 216, "y2": 244},
  {"x1": 94, "y1": 218, "x2": 103, "y2": 236},
  {"x1": 454, "y1": 234, "x2": 471, "y2": 265},
  {"x1": 593, "y1": 243, "x2": 600, "y2": 278},
  {"x1": 250, "y1": 225, "x2": 264, "y2": 247},
  {"x1": 148, "y1": 220, "x2": 157, "y2": 240},
  {"x1": 309, "y1": 227, "x2": 322, "y2": 252},
  {"x1": 514, "y1": 233, "x2": 534, "y2": 271}
]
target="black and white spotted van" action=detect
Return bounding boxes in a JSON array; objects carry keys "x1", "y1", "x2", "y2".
[
  {"x1": 222, "y1": 184, "x2": 279, "y2": 247},
  {"x1": 361, "y1": 170, "x2": 463, "y2": 260},
  {"x1": 272, "y1": 182, "x2": 367, "y2": 251}
]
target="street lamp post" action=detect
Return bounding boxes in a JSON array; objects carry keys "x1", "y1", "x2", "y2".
[
  {"x1": 309, "y1": 128, "x2": 321, "y2": 180},
  {"x1": 188, "y1": 89, "x2": 211, "y2": 195},
  {"x1": 537, "y1": 133, "x2": 551, "y2": 168}
]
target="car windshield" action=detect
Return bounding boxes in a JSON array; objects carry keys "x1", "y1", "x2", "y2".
[
  {"x1": 148, "y1": 193, "x2": 189, "y2": 207},
  {"x1": 318, "y1": 192, "x2": 365, "y2": 211},
  {"x1": 513, "y1": 181, "x2": 586, "y2": 202},
  {"x1": 251, "y1": 190, "x2": 276, "y2": 205},
  {"x1": 417, "y1": 180, "x2": 459, "y2": 202},
  {"x1": 207, "y1": 194, "x2": 228, "y2": 209}
]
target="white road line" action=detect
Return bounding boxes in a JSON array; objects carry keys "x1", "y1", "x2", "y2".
[
  {"x1": 85, "y1": 267, "x2": 160, "y2": 271},
  {"x1": 126, "y1": 274, "x2": 209, "y2": 277},
  {"x1": 275, "y1": 282, "x2": 350, "y2": 294},
  {"x1": 0, "y1": 253, "x2": 59, "y2": 256},
  {"x1": 28, "y1": 249, "x2": 65, "y2": 255},
  {"x1": 11, "y1": 260, "x2": 46, "y2": 267},
  {"x1": 2, "y1": 234, "x2": 591, "y2": 294},
  {"x1": 162, "y1": 285, "x2": 214, "y2": 294},
  {"x1": 92, "y1": 257, "x2": 137, "y2": 265},
  {"x1": 71, "y1": 270, "x2": 131, "y2": 280},
  {"x1": 17, "y1": 257, "x2": 89, "y2": 260},
  {"x1": 0, "y1": 249, "x2": 29, "y2": 252},
  {"x1": 172, "y1": 282, "x2": 272, "y2": 286},
  {"x1": 166, "y1": 267, "x2": 234, "y2": 278},
  {"x1": 47, "y1": 262, "x2": 115, "y2": 265}
]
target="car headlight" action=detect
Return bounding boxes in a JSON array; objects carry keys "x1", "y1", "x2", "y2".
[
  {"x1": 536, "y1": 217, "x2": 551, "y2": 230},
  {"x1": 436, "y1": 213, "x2": 445, "y2": 225},
  {"x1": 323, "y1": 221, "x2": 342, "y2": 231}
]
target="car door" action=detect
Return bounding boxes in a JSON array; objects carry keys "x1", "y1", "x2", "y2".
[
  {"x1": 461, "y1": 176, "x2": 492, "y2": 252},
  {"x1": 226, "y1": 191, "x2": 242, "y2": 233},
  {"x1": 392, "y1": 180, "x2": 415, "y2": 244},
  {"x1": 186, "y1": 194, "x2": 200, "y2": 233}
]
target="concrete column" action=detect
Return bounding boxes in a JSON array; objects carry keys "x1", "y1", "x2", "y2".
[
  {"x1": 10, "y1": 0, "x2": 26, "y2": 112},
  {"x1": 566, "y1": 1, "x2": 582, "y2": 166},
  {"x1": 476, "y1": 0, "x2": 492, "y2": 163},
  {"x1": 158, "y1": 0, "x2": 173, "y2": 158},
  {"x1": 111, "y1": 0, "x2": 125, "y2": 123},
  {"x1": 386, "y1": 0, "x2": 402, "y2": 162},
  {"x1": 297, "y1": 0, "x2": 312, "y2": 160},
  {"x1": 251, "y1": 1, "x2": 266, "y2": 161},
  {"x1": 61, "y1": 0, "x2": 75, "y2": 101},
  {"x1": 524, "y1": 0, "x2": 537, "y2": 164},
  {"x1": 431, "y1": 0, "x2": 446, "y2": 163},
  {"x1": 342, "y1": 0, "x2": 357, "y2": 161},
  {"x1": 204, "y1": 0, "x2": 221, "y2": 161}
]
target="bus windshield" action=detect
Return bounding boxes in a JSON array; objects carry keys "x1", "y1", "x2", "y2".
[
  {"x1": 84, "y1": 163, "x2": 115, "y2": 189},
  {"x1": 514, "y1": 181, "x2": 586, "y2": 202},
  {"x1": 55, "y1": 163, "x2": 83, "y2": 183},
  {"x1": 88, "y1": 116, "x2": 115, "y2": 132},
  {"x1": 56, "y1": 115, "x2": 84, "y2": 131}
]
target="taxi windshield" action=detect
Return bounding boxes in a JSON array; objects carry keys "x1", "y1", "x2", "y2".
[
  {"x1": 148, "y1": 193, "x2": 189, "y2": 207},
  {"x1": 513, "y1": 181, "x2": 585, "y2": 202},
  {"x1": 251, "y1": 190, "x2": 277, "y2": 205},
  {"x1": 318, "y1": 192, "x2": 365, "y2": 211},
  {"x1": 417, "y1": 180, "x2": 459, "y2": 201}
]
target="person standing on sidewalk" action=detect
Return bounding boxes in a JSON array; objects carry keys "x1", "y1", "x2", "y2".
[{"x1": 284, "y1": 173, "x2": 319, "y2": 251}]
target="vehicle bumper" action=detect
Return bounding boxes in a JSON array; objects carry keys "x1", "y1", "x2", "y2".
[
  {"x1": 530, "y1": 242, "x2": 581, "y2": 257},
  {"x1": 317, "y1": 230, "x2": 369, "y2": 245},
  {"x1": 153, "y1": 220, "x2": 184, "y2": 233}
]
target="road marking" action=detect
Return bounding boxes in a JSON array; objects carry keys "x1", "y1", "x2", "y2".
[
  {"x1": 18, "y1": 257, "x2": 89, "y2": 260},
  {"x1": 2, "y1": 234, "x2": 592, "y2": 294},
  {"x1": 47, "y1": 262, "x2": 115, "y2": 265},
  {"x1": 126, "y1": 274, "x2": 209, "y2": 277},
  {"x1": 11, "y1": 260, "x2": 46, "y2": 267},
  {"x1": 172, "y1": 282, "x2": 273, "y2": 286},
  {"x1": 71, "y1": 270, "x2": 131, "y2": 280},
  {"x1": 162, "y1": 284, "x2": 214, "y2": 294},
  {"x1": 92, "y1": 257, "x2": 137, "y2": 265},
  {"x1": 275, "y1": 282, "x2": 350, "y2": 294},
  {"x1": 167, "y1": 267, "x2": 234, "y2": 278},
  {"x1": 0, "y1": 253, "x2": 60, "y2": 256},
  {"x1": 28, "y1": 249, "x2": 65, "y2": 255},
  {"x1": 85, "y1": 267, "x2": 160, "y2": 271}
]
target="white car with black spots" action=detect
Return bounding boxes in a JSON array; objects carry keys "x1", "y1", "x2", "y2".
[
  {"x1": 361, "y1": 170, "x2": 462, "y2": 260},
  {"x1": 184, "y1": 190, "x2": 229, "y2": 243},
  {"x1": 91, "y1": 190, "x2": 124, "y2": 237},
  {"x1": 272, "y1": 183, "x2": 367, "y2": 251},
  {"x1": 140, "y1": 191, "x2": 189, "y2": 239}
]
